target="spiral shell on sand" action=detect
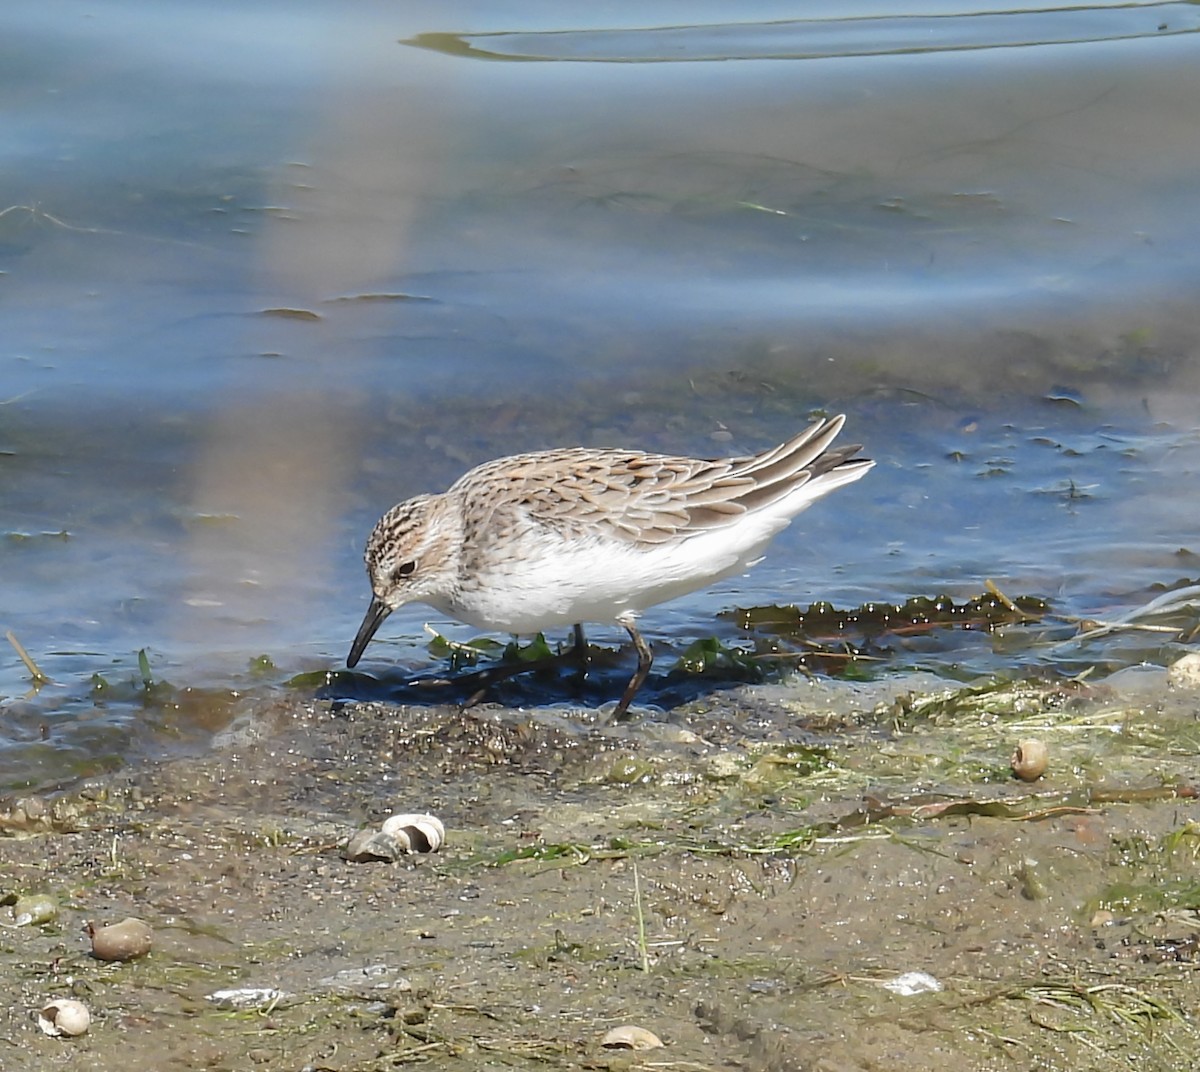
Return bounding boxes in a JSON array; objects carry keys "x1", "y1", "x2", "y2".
[
  {"x1": 1011, "y1": 738, "x2": 1048, "y2": 782},
  {"x1": 343, "y1": 813, "x2": 445, "y2": 862}
]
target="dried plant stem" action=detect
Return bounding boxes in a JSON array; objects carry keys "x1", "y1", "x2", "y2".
[
  {"x1": 5, "y1": 630, "x2": 48, "y2": 683},
  {"x1": 985, "y1": 577, "x2": 1021, "y2": 614},
  {"x1": 633, "y1": 862, "x2": 650, "y2": 973}
]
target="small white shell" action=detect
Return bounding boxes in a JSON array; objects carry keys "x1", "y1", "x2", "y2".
[
  {"x1": 37, "y1": 999, "x2": 90, "y2": 1037},
  {"x1": 880, "y1": 971, "x2": 943, "y2": 996},
  {"x1": 379, "y1": 813, "x2": 445, "y2": 854},
  {"x1": 206, "y1": 987, "x2": 295, "y2": 1011},
  {"x1": 600, "y1": 1025, "x2": 664, "y2": 1050}
]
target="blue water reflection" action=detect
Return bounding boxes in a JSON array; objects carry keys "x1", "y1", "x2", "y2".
[{"x1": 3, "y1": 0, "x2": 1199, "y2": 786}]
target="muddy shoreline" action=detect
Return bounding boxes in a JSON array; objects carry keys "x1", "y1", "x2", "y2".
[{"x1": 3, "y1": 671, "x2": 1199, "y2": 1071}]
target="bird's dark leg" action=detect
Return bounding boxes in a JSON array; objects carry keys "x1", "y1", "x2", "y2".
[
  {"x1": 568, "y1": 622, "x2": 591, "y2": 682},
  {"x1": 613, "y1": 616, "x2": 653, "y2": 720}
]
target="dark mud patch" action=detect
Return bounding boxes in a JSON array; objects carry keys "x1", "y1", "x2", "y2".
[{"x1": 2, "y1": 669, "x2": 1200, "y2": 1070}]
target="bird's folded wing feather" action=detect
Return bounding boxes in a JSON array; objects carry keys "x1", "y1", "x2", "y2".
[{"x1": 460, "y1": 416, "x2": 867, "y2": 546}]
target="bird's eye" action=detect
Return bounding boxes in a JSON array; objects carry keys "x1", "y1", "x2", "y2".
[{"x1": 394, "y1": 560, "x2": 417, "y2": 581}]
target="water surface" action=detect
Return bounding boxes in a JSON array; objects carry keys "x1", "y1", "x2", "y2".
[{"x1": 3, "y1": 0, "x2": 1199, "y2": 788}]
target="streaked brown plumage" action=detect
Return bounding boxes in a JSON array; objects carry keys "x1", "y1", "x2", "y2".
[{"x1": 349, "y1": 415, "x2": 873, "y2": 716}]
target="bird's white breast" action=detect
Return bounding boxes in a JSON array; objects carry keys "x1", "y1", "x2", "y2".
[{"x1": 444, "y1": 505, "x2": 797, "y2": 634}]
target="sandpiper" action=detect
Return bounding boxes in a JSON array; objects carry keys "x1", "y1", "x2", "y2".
[{"x1": 347, "y1": 414, "x2": 873, "y2": 716}]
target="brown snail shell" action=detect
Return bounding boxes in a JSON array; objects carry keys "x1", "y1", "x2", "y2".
[
  {"x1": 89, "y1": 916, "x2": 153, "y2": 961},
  {"x1": 1011, "y1": 738, "x2": 1048, "y2": 782}
]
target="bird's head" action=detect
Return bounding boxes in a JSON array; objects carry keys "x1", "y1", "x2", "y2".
[{"x1": 346, "y1": 494, "x2": 459, "y2": 667}]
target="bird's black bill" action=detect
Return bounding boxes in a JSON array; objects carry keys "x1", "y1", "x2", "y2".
[{"x1": 347, "y1": 596, "x2": 392, "y2": 668}]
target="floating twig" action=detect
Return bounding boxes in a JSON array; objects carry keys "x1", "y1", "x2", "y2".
[
  {"x1": 1072, "y1": 620, "x2": 1180, "y2": 641},
  {"x1": 1070, "y1": 583, "x2": 1200, "y2": 643}
]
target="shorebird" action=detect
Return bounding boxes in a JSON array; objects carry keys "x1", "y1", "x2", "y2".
[{"x1": 347, "y1": 414, "x2": 872, "y2": 716}]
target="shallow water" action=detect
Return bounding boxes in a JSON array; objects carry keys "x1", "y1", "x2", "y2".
[{"x1": 2, "y1": 1, "x2": 1199, "y2": 789}]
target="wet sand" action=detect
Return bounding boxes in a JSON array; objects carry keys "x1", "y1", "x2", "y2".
[{"x1": 3, "y1": 668, "x2": 1199, "y2": 1070}]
